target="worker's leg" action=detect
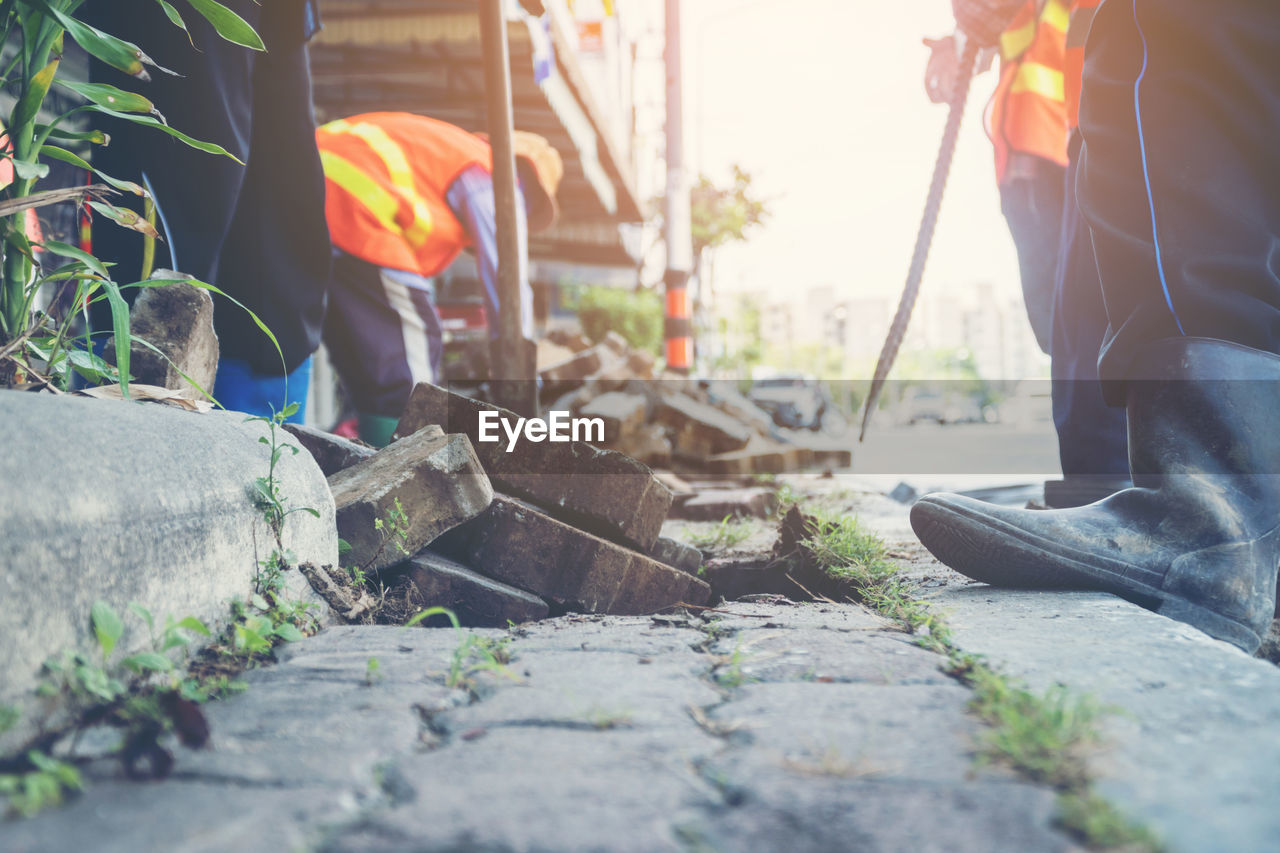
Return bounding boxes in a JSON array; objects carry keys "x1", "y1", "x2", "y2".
[
  {"x1": 81, "y1": 0, "x2": 259, "y2": 287},
  {"x1": 1043, "y1": 133, "x2": 1130, "y2": 507},
  {"x1": 1078, "y1": 0, "x2": 1280, "y2": 384},
  {"x1": 214, "y1": 0, "x2": 331, "y2": 378},
  {"x1": 323, "y1": 253, "x2": 441, "y2": 447},
  {"x1": 999, "y1": 155, "x2": 1065, "y2": 355},
  {"x1": 910, "y1": 0, "x2": 1280, "y2": 653}
]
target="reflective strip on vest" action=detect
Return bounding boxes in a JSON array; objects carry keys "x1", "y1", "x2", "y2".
[
  {"x1": 1010, "y1": 61, "x2": 1066, "y2": 101},
  {"x1": 319, "y1": 149, "x2": 405, "y2": 240},
  {"x1": 324, "y1": 119, "x2": 434, "y2": 249},
  {"x1": 1001, "y1": 0, "x2": 1068, "y2": 59}
]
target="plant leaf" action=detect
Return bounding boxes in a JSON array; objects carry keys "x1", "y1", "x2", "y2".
[
  {"x1": 121, "y1": 652, "x2": 173, "y2": 673},
  {"x1": 12, "y1": 58, "x2": 59, "y2": 135},
  {"x1": 85, "y1": 105, "x2": 241, "y2": 162},
  {"x1": 175, "y1": 616, "x2": 211, "y2": 637},
  {"x1": 98, "y1": 279, "x2": 132, "y2": 399},
  {"x1": 39, "y1": 239, "x2": 110, "y2": 279},
  {"x1": 55, "y1": 79, "x2": 155, "y2": 115},
  {"x1": 183, "y1": 0, "x2": 265, "y2": 50},
  {"x1": 41, "y1": 146, "x2": 150, "y2": 199},
  {"x1": 272, "y1": 623, "x2": 304, "y2": 643},
  {"x1": 88, "y1": 201, "x2": 162, "y2": 240},
  {"x1": 155, "y1": 0, "x2": 195, "y2": 46},
  {"x1": 38, "y1": 125, "x2": 110, "y2": 146},
  {"x1": 90, "y1": 601, "x2": 124, "y2": 658},
  {"x1": 128, "y1": 602, "x2": 155, "y2": 633},
  {"x1": 9, "y1": 159, "x2": 49, "y2": 180},
  {"x1": 46, "y1": 8, "x2": 150, "y2": 79}
]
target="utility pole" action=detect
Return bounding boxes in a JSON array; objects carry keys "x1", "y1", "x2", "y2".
[
  {"x1": 480, "y1": 0, "x2": 537, "y2": 416},
  {"x1": 663, "y1": 0, "x2": 693, "y2": 374}
]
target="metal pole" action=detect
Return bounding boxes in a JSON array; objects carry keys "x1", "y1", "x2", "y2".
[
  {"x1": 663, "y1": 0, "x2": 694, "y2": 374},
  {"x1": 480, "y1": 0, "x2": 537, "y2": 415}
]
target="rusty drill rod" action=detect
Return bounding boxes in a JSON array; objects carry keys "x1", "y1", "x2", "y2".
[{"x1": 858, "y1": 39, "x2": 981, "y2": 441}]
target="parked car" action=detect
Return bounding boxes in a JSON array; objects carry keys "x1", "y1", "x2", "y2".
[{"x1": 747, "y1": 372, "x2": 839, "y2": 432}]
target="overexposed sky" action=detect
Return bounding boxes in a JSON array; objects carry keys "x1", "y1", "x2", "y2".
[{"x1": 682, "y1": 0, "x2": 1021, "y2": 304}]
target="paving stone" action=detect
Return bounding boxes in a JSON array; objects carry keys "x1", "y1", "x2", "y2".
[
  {"x1": 435, "y1": 494, "x2": 711, "y2": 614},
  {"x1": 611, "y1": 422, "x2": 673, "y2": 468},
  {"x1": 655, "y1": 393, "x2": 754, "y2": 456},
  {"x1": 705, "y1": 441, "x2": 805, "y2": 476},
  {"x1": 579, "y1": 391, "x2": 647, "y2": 444},
  {"x1": 104, "y1": 278, "x2": 218, "y2": 395},
  {"x1": 649, "y1": 536, "x2": 703, "y2": 576},
  {"x1": 284, "y1": 423, "x2": 375, "y2": 477},
  {"x1": 396, "y1": 382, "x2": 672, "y2": 550},
  {"x1": 329, "y1": 431, "x2": 493, "y2": 574},
  {"x1": 400, "y1": 550, "x2": 549, "y2": 626},
  {"x1": 538, "y1": 346, "x2": 602, "y2": 384},
  {"x1": 674, "y1": 487, "x2": 780, "y2": 521}
]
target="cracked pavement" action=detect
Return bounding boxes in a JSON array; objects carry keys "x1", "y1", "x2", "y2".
[{"x1": 0, "y1": 605, "x2": 1071, "y2": 853}]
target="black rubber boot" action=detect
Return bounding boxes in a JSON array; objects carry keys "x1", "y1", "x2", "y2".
[{"x1": 911, "y1": 338, "x2": 1280, "y2": 654}]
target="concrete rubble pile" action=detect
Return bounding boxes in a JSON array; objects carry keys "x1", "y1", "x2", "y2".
[
  {"x1": 287, "y1": 382, "x2": 711, "y2": 627},
  {"x1": 536, "y1": 329, "x2": 854, "y2": 494}
]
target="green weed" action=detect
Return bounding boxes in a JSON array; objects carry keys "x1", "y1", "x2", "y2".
[
  {"x1": 404, "y1": 607, "x2": 516, "y2": 692},
  {"x1": 687, "y1": 516, "x2": 755, "y2": 550}
]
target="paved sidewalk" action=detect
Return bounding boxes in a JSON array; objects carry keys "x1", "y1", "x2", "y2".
[
  {"x1": 5, "y1": 479, "x2": 1278, "y2": 852},
  {"x1": 2, "y1": 609, "x2": 1070, "y2": 853}
]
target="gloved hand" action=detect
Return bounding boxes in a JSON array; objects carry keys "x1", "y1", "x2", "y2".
[
  {"x1": 923, "y1": 35, "x2": 960, "y2": 104},
  {"x1": 951, "y1": 0, "x2": 1026, "y2": 47}
]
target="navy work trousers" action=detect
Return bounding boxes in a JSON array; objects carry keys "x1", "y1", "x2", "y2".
[
  {"x1": 1078, "y1": 0, "x2": 1280, "y2": 395},
  {"x1": 82, "y1": 0, "x2": 331, "y2": 376},
  {"x1": 1050, "y1": 132, "x2": 1129, "y2": 477}
]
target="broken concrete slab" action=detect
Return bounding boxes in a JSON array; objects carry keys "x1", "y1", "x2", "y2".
[
  {"x1": 329, "y1": 430, "x2": 493, "y2": 575},
  {"x1": 675, "y1": 488, "x2": 780, "y2": 521},
  {"x1": 435, "y1": 494, "x2": 711, "y2": 614},
  {"x1": 0, "y1": 392, "x2": 335, "y2": 755},
  {"x1": 655, "y1": 393, "x2": 754, "y2": 457},
  {"x1": 400, "y1": 551, "x2": 549, "y2": 627},
  {"x1": 396, "y1": 383, "x2": 673, "y2": 550},
  {"x1": 283, "y1": 423, "x2": 375, "y2": 477},
  {"x1": 538, "y1": 346, "x2": 603, "y2": 385},
  {"x1": 579, "y1": 391, "x2": 647, "y2": 444},
  {"x1": 649, "y1": 536, "x2": 703, "y2": 576},
  {"x1": 104, "y1": 278, "x2": 218, "y2": 395}
]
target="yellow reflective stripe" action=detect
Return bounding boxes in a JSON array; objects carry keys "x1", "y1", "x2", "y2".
[
  {"x1": 323, "y1": 120, "x2": 434, "y2": 248},
  {"x1": 1042, "y1": 0, "x2": 1069, "y2": 33},
  {"x1": 320, "y1": 149, "x2": 405, "y2": 239},
  {"x1": 1010, "y1": 61, "x2": 1066, "y2": 101},
  {"x1": 1001, "y1": 19, "x2": 1037, "y2": 61}
]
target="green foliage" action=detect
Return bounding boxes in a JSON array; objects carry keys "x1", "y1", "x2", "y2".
[
  {"x1": 0, "y1": 751, "x2": 82, "y2": 818},
  {"x1": 0, "y1": 2, "x2": 273, "y2": 392},
  {"x1": 686, "y1": 516, "x2": 756, "y2": 551},
  {"x1": 793, "y1": 503, "x2": 1154, "y2": 850},
  {"x1": 712, "y1": 643, "x2": 756, "y2": 689},
  {"x1": 404, "y1": 607, "x2": 516, "y2": 692},
  {"x1": 568, "y1": 285, "x2": 663, "y2": 355},
  {"x1": 1056, "y1": 791, "x2": 1163, "y2": 851},
  {"x1": 691, "y1": 164, "x2": 769, "y2": 256}
]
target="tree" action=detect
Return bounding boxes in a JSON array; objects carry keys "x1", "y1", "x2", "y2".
[{"x1": 690, "y1": 164, "x2": 769, "y2": 302}]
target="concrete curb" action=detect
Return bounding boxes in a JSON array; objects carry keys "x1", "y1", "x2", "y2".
[{"x1": 0, "y1": 393, "x2": 336, "y2": 753}]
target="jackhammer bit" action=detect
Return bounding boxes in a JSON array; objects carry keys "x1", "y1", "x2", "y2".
[{"x1": 858, "y1": 39, "x2": 981, "y2": 442}]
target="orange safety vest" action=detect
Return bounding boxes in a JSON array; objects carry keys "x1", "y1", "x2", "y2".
[
  {"x1": 316, "y1": 112, "x2": 493, "y2": 277},
  {"x1": 985, "y1": 0, "x2": 1070, "y2": 183},
  {"x1": 1064, "y1": 0, "x2": 1103, "y2": 130}
]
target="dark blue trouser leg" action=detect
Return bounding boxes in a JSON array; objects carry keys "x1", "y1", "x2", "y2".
[
  {"x1": 999, "y1": 156, "x2": 1065, "y2": 355},
  {"x1": 1050, "y1": 132, "x2": 1130, "y2": 477},
  {"x1": 1079, "y1": 0, "x2": 1280, "y2": 389}
]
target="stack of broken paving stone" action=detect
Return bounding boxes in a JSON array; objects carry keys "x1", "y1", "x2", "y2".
[
  {"x1": 286, "y1": 383, "x2": 710, "y2": 628},
  {"x1": 537, "y1": 329, "x2": 853, "y2": 479}
]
